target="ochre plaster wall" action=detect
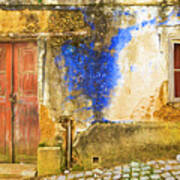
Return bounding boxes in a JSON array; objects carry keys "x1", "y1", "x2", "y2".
[
  {"x1": 0, "y1": 10, "x2": 87, "y2": 34},
  {"x1": 0, "y1": 4, "x2": 179, "y2": 133},
  {"x1": 49, "y1": 6, "x2": 180, "y2": 133},
  {"x1": 0, "y1": 9, "x2": 88, "y2": 146},
  {"x1": 0, "y1": 3, "x2": 179, "y2": 169}
]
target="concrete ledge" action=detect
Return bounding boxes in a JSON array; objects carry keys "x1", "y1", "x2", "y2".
[
  {"x1": 0, "y1": 0, "x2": 178, "y2": 6},
  {"x1": 38, "y1": 147, "x2": 61, "y2": 176},
  {"x1": 73, "y1": 122, "x2": 180, "y2": 169}
]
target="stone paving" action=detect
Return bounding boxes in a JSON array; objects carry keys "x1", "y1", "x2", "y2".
[{"x1": 42, "y1": 156, "x2": 180, "y2": 180}]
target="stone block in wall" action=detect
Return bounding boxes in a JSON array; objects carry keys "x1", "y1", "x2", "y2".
[{"x1": 38, "y1": 147, "x2": 61, "y2": 176}]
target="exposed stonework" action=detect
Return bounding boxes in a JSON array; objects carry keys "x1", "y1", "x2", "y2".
[
  {"x1": 48, "y1": 11, "x2": 86, "y2": 33},
  {"x1": 0, "y1": 9, "x2": 88, "y2": 34}
]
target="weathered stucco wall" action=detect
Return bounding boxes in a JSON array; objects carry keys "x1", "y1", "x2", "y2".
[
  {"x1": 48, "y1": 4, "x2": 179, "y2": 169},
  {"x1": 103, "y1": 8, "x2": 180, "y2": 122},
  {"x1": 52, "y1": 5, "x2": 180, "y2": 133},
  {"x1": 0, "y1": 10, "x2": 88, "y2": 34},
  {"x1": 0, "y1": 8, "x2": 88, "y2": 146},
  {"x1": 0, "y1": 2, "x2": 179, "y2": 170},
  {"x1": 0, "y1": 2, "x2": 179, "y2": 134},
  {"x1": 73, "y1": 122, "x2": 180, "y2": 170}
]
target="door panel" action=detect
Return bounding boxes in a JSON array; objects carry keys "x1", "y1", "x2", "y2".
[
  {"x1": 14, "y1": 42, "x2": 39, "y2": 163},
  {"x1": 19, "y1": 73, "x2": 37, "y2": 96},
  {"x1": 174, "y1": 71, "x2": 180, "y2": 97},
  {"x1": 174, "y1": 44, "x2": 180, "y2": 69},
  {"x1": 0, "y1": 44, "x2": 12, "y2": 162},
  {"x1": 174, "y1": 44, "x2": 180, "y2": 98},
  {"x1": 0, "y1": 42, "x2": 39, "y2": 163}
]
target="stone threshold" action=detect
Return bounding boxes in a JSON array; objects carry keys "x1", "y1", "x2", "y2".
[{"x1": 0, "y1": 163, "x2": 37, "y2": 179}]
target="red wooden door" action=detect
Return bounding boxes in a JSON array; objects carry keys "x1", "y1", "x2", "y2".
[
  {"x1": 0, "y1": 42, "x2": 39, "y2": 163},
  {"x1": 14, "y1": 42, "x2": 39, "y2": 163},
  {"x1": 0, "y1": 44, "x2": 12, "y2": 162}
]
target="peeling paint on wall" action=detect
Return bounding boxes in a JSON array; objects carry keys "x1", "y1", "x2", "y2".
[
  {"x1": 0, "y1": 2, "x2": 179, "y2": 169},
  {"x1": 54, "y1": 6, "x2": 180, "y2": 131}
]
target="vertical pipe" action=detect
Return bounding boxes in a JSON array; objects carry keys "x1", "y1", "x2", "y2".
[{"x1": 66, "y1": 119, "x2": 72, "y2": 169}]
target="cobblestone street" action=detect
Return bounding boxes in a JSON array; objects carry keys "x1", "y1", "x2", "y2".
[{"x1": 42, "y1": 157, "x2": 180, "y2": 180}]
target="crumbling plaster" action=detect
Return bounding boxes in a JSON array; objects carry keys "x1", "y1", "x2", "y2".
[
  {"x1": 0, "y1": 2, "x2": 179, "y2": 169},
  {"x1": 52, "y1": 5, "x2": 180, "y2": 132}
]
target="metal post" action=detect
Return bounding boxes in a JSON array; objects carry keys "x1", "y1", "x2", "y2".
[{"x1": 67, "y1": 119, "x2": 72, "y2": 169}]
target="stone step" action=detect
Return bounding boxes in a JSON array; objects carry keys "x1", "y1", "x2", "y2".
[
  {"x1": 0, "y1": 163, "x2": 37, "y2": 179},
  {"x1": 0, "y1": 179, "x2": 24, "y2": 180}
]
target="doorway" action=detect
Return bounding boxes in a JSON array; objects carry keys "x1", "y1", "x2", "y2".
[{"x1": 0, "y1": 42, "x2": 39, "y2": 163}]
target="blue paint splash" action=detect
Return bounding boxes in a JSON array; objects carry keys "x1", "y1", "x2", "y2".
[
  {"x1": 55, "y1": 24, "x2": 142, "y2": 121},
  {"x1": 112, "y1": 10, "x2": 134, "y2": 21},
  {"x1": 158, "y1": 10, "x2": 175, "y2": 26},
  {"x1": 130, "y1": 65, "x2": 136, "y2": 72},
  {"x1": 109, "y1": 25, "x2": 139, "y2": 52},
  {"x1": 113, "y1": 10, "x2": 132, "y2": 17},
  {"x1": 55, "y1": 8, "x2": 180, "y2": 124},
  {"x1": 56, "y1": 42, "x2": 120, "y2": 114},
  {"x1": 81, "y1": 9, "x2": 95, "y2": 30},
  {"x1": 177, "y1": 10, "x2": 180, "y2": 17}
]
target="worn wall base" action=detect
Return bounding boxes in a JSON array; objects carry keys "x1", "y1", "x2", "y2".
[
  {"x1": 38, "y1": 147, "x2": 61, "y2": 176},
  {"x1": 73, "y1": 122, "x2": 180, "y2": 170}
]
